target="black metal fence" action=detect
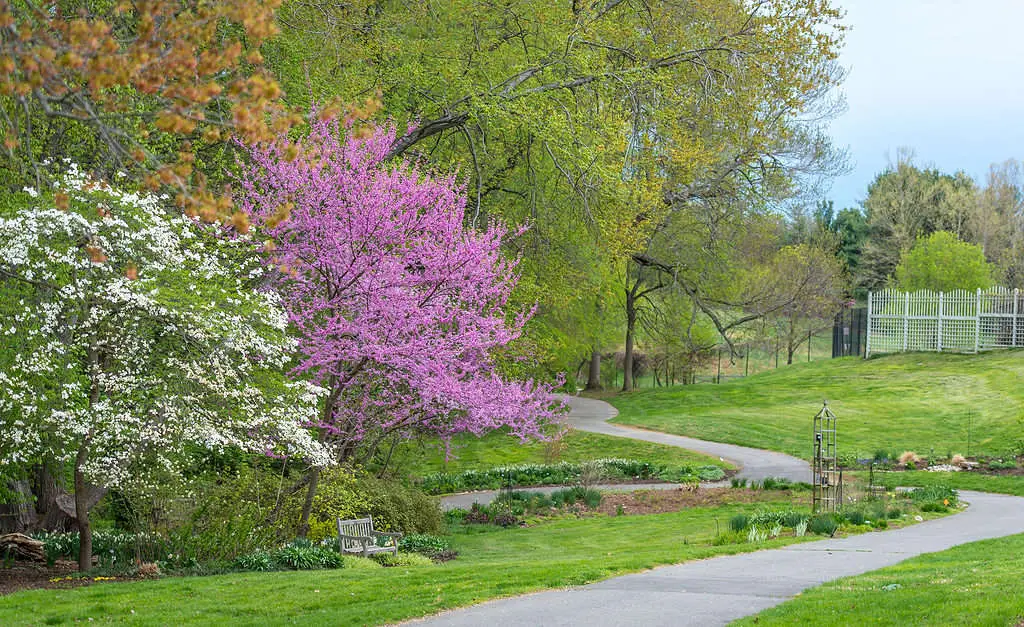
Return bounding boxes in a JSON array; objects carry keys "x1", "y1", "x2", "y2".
[{"x1": 832, "y1": 307, "x2": 867, "y2": 358}]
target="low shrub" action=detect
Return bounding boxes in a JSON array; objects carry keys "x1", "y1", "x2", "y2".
[
  {"x1": 418, "y1": 459, "x2": 724, "y2": 494},
  {"x1": 909, "y1": 485, "x2": 957, "y2": 505},
  {"x1": 844, "y1": 510, "x2": 866, "y2": 526},
  {"x1": 748, "y1": 510, "x2": 808, "y2": 529},
  {"x1": 696, "y1": 466, "x2": 726, "y2": 481},
  {"x1": 761, "y1": 477, "x2": 791, "y2": 491},
  {"x1": 374, "y1": 552, "x2": 436, "y2": 567},
  {"x1": 233, "y1": 550, "x2": 275, "y2": 572},
  {"x1": 730, "y1": 478, "x2": 748, "y2": 489},
  {"x1": 232, "y1": 541, "x2": 344, "y2": 572},
  {"x1": 988, "y1": 459, "x2": 1017, "y2": 470},
  {"x1": 340, "y1": 555, "x2": 382, "y2": 569},
  {"x1": 920, "y1": 502, "x2": 948, "y2": 513},
  {"x1": 729, "y1": 513, "x2": 749, "y2": 532},
  {"x1": 712, "y1": 530, "x2": 746, "y2": 545},
  {"x1": 808, "y1": 514, "x2": 838, "y2": 536},
  {"x1": 399, "y1": 534, "x2": 451, "y2": 557},
  {"x1": 781, "y1": 511, "x2": 808, "y2": 528},
  {"x1": 274, "y1": 544, "x2": 345, "y2": 570}
]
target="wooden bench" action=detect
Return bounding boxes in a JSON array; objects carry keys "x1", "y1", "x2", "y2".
[{"x1": 336, "y1": 516, "x2": 402, "y2": 557}]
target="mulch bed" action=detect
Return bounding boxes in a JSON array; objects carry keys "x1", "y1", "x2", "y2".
[
  {"x1": 0, "y1": 560, "x2": 90, "y2": 595},
  {"x1": 0, "y1": 561, "x2": 148, "y2": 596},
  {"x1": 596, "y1": 486, "x2": 803, "y2": 516}
]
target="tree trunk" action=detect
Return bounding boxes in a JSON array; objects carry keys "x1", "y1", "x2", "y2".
[
  {"x1": 622, "y1": 290, "x2": 636, "y2": 392},
  {"x1": 585, "y1": 349, "x2": 602, "y2": 390},
  {"x1": 0, "y1": 480, "x2": 35, "y2": 533},
  {"x1": 34, "y1": 465, "x2": 77, "y2": 532},
  {"x1": 74, "y1": 449, "x2": 92, "y2": 572},
  {"x1": 297, "y1": 467, "x2": 320, "y2": 538}
]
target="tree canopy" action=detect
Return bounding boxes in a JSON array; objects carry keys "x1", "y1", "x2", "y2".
[{"x1": 894, "y1": 231, "x2": 993, "y2": 292}]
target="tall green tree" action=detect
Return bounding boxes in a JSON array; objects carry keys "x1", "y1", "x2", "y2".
[
  {"x1": 266, "y1": 0, "x2": 847, "y2": 383},
  {"x1": 894, "y1": 231, "x2": 993, "y2": 292},
  {"x1": 857, "y1": 152, "x2": 976, "y2": 291}
]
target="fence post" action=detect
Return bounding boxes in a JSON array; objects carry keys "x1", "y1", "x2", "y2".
[
  {"x1": 937, "y1": 291, "x2": 944, "y2": 353},
  {"x1": 1014, "y1": 289, "x2": 1020, "y2": 348},
  {"x1": 974, "y1": 288, "x2": 981, "y2": 354},
  {"x1": 903, "y1": 292, "x2": 910, "y2": 352},
  {"x1": 865, "y1": 291, "x2": 873, "y2": 358},
  {"x1": 744, "y1": 345, "x2": 749, "y2": 377}
]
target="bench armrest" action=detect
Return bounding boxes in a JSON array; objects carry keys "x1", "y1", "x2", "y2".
[{"x1": 372, "y1": 531, "x2": 403, "y2": 539}]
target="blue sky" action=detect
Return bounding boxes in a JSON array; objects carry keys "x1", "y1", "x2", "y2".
[{"x1": 826, "y1": 0, "x2": 1024, "y2": 210}]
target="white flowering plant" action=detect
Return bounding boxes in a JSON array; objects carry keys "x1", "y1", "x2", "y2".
[{"x1": 0, "y1": 165, "x2": 331, "y2": 569}]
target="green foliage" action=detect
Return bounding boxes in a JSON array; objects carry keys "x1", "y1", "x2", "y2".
[
  {"x1": 417, "y1": 459, "x2": 717, "y2": 495},
  {"x1": 232, "y1": 550, "x2": 275, "y2": 572},
  {"x1": 232, "y1": 542, "x2": 345, "y2": 572},
  {"x1": 895, "y1": 231, "x2": 993, "y2": 291},
  {"x1": 843, "y1": 510, "x2": 866, "y2": 525},
  {"x1": 0, "y1": 496, "x2": 951, "y2": 626},
  {"x1": 390, "y1": 429, "x2": 729, "y2": 480},
  {"x1": 398, "y1": 534, "x2": 451, "y2": 558},
  {"x1": 372, "y1": 552, "x2": 435, "y2": 568},
  {"x1": 279, "y1": 469, "x2": 443, "y2": 541},
  {"x1": 273, "y1": 544, "x2": 345, "y2": 570},
  {"x1": 339, "y1": 555, "x2": 383, "y2": 570},
  {"x1": 808, "y1": 514, "x2": 839, "y2": 536},
  {"x1": 749, "y1": 510, "x2": 808, "y2": 529},
  {"x1": 34, "y1": 530, "x2": 170, "y2": 569},
  {"x1": 729, "y1": 514, "x2": 750, "y2": 532},
  {"x1": 908, "y1": 485, "x2": 958, "y2": 506}
]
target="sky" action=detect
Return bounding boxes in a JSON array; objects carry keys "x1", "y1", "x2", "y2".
[{"x1": 826, "y1": 0, "x2": 1024, "y2": 210}]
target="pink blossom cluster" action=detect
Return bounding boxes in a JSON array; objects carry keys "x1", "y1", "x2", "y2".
[{"x1": 237, "y1": 117, "x2": 561, "y2": 457}]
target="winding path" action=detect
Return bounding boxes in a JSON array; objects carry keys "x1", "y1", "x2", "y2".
[
  {"x1": 422, "y1": 396, "x2": 1024, "y2": 626},
  {"x1": 439, "y1": 394, "x2": 809, "y2": 511},
  {"x1": 561, "y1": 395, "x2": 810, "y2": 483}
]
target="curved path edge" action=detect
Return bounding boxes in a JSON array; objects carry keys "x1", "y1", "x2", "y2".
[
  {"x1": 421, "y1": 395, "x2": 1024, "y2": 626},
  {"x1": 440, "y1": 394, "x2": 809, "y2": 511},
  {"x1": 561, "y1": 394, "x2": 811, "y2": 483}
]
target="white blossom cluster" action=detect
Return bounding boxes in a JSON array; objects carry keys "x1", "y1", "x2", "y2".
[{"x1": 0, "y1": 165, "x2": 331, "y2": 490}]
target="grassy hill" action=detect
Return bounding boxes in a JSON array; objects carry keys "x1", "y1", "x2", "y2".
[{"x1": 609, "y1": 350, "x2": 1024, "y2": 460}]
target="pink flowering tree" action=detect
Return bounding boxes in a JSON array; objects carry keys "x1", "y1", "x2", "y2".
[{"x1": 237, "y1": 117, "x2": 561, "y2": 532}]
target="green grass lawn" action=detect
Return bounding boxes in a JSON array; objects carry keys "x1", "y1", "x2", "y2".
[
  {"x1": 610, "y1": 350, "x2": 1024, "y2": 460},
  {"x1": 2, "y1": 500, "x2": 801, "y2": 626},
  {"x1": 389, "y1": 428, "x2": 732, "y2": 479},
  {"x1": 735, "y1": 532, "x2": 1024, "y2": 626}
]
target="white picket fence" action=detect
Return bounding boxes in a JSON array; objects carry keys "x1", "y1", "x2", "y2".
[{"x1": 866, "y1": 287, "x2": 1024, "y2": 357}]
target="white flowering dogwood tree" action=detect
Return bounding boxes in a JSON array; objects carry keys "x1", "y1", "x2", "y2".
[{"x1": 0, "y1": 165, "x2": 330, "y2": 571}]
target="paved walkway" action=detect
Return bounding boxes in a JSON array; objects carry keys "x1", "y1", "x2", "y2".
[
  {"x1": 439, "y1": 394, "x2": 808, "y2": 511},
  {"x1": 418, "y1": 395, "x2": 1024, "y2": 626},
  {"x1": 560, "y1": 395, "x2": 811, "y2": 483}
]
